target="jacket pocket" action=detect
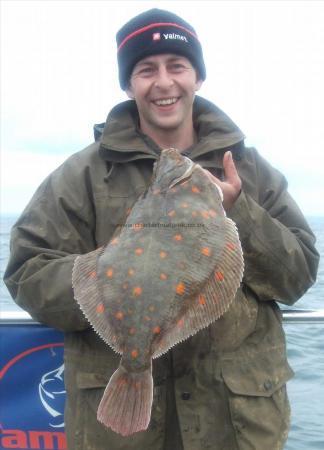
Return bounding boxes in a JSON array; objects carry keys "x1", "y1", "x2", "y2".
[
  {"x1": 221, "y1": 353, "x2": 293, "y2": 449},
  {"x1": 77, "y1": 372, "x2": 109, "y2": 390},
  {"x1": 221, "y1": 346, "x2": 294, "y2": 397}
]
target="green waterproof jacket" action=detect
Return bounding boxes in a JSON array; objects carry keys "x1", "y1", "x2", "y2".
[{"x1": 4, "y1": 96, "x2": 319, "y2": 450}]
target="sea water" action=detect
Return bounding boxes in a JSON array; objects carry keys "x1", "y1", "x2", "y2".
[
  {"x1": 1, "y1": 214, "x2": 323, "y2": 449},
  {"x1": 283, "y1": 217, "x2": 324, "y2": 450}
]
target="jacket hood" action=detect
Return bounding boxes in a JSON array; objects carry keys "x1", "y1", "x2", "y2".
[{"x1": 96, "y1": 96, "x2": 245, "y2": 165}]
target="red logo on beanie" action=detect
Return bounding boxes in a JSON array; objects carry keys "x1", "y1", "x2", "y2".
[{"x1": 152, "y1": 32, "x2": 161, "y2": 41}]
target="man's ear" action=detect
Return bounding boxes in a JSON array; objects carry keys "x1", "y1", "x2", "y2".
[
  {"x1": 126, "y1": 85, "x2": 134, "y2": 99},
  {"x1": 195, "y1": 79, "x2": 203, "y2": 92}
]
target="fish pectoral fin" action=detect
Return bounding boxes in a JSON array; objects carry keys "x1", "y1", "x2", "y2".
[
  {"x1": 97, "y1": 363, "x2": 153, "y2": 436},
  {"x1": 72, "y1": 247, "x2": 123, "y2": 354}
]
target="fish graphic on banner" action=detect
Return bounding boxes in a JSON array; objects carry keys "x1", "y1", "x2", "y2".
[{"x1": 39, "y1": 364, "x2": 65, "y2": 429}]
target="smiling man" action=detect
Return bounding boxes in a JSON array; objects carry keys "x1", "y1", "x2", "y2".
[
  {"x1": 4, "y1": 8, "x2": 319, "y2": 450},
  {"x1": 126, "y1": 54, "x2": 203, "y2": 150}
]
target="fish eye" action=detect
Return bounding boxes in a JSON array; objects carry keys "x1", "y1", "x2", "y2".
[{"x1": 169, "y1": 174, "x2": 192, "y2": 189}]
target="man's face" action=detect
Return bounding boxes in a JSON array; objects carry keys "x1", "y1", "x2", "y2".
[{"x1": 126, "y1": 54, "x2": 202, "y2": 138}]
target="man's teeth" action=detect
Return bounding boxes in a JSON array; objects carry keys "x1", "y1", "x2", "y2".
[{"x1": 154, "y1": 98, "x2": 178, "y2": 106}]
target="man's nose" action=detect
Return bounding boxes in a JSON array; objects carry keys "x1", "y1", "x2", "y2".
[{"x1": 154, "y1": 67, "x2": 174, "y2": 89}]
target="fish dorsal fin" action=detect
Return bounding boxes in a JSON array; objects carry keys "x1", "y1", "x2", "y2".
[
  {"x1": 152, "y1": 218, "x2": 244, "y2": 358},
  {"x1": 72, "y1": 246, "x2": 123, "y2": 355}
]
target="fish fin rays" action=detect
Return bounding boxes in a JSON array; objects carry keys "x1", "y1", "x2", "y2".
[
  {"x1": 97, "y1": 363, "x2": 153, "y2": 436},
  {"x1": 72, "y1": 247, "x2": 123, "y2": 355},
  {"x1": 152, "y1": 218, "x2": 244, "y2": 358}
]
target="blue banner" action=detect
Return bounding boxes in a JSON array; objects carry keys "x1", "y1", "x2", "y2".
[{"x1": 0, "y1": 324, "x2": 66, "y2": 450}]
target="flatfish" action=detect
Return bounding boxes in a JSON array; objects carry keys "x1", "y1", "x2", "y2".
[{"x1": 72, "y1": 148, "x2": 244, "y2": 436}]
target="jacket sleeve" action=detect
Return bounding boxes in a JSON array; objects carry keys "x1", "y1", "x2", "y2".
[
  {"x1": 3, "y1": 154, "x2": 98, "y2": 332},
  {"x1": 228, "y1": 147, "x2": 319, "y2": 305}
]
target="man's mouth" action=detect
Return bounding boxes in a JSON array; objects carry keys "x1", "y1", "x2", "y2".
[{"x1": 152, "y1": 97, "x2": 179, "y2": 106}]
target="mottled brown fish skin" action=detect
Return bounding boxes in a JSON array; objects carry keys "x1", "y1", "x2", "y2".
[
  {"x1": 72, "y1": 148, "x2": 244, "y2": 436},
  {"x1": 96, "y1": 149, "x2": 225, "y2": 371}
]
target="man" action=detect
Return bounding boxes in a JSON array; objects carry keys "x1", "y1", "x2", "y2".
[{"x1": 4, "y1": 8, "x2": 319, "y2": 450}]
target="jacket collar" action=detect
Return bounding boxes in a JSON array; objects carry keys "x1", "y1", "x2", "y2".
[{"x1": 97, "y1": 96, "x2": 245, "y2": 166}]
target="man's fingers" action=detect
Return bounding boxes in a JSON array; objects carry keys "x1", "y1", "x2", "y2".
[
  {"x1": 223, "y1": 151, "x2": 241, "y2": 189},
  {"x1": 202, "y1": 152, "x2": 241, "y2": 190},
  {"x1": 223, "y1": 151, "x2": 235, "y2": 180}
]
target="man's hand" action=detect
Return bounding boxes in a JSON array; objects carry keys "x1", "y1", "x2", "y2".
[{"x1": 204, "y1": 151, "x2": 242, "y2": 212}]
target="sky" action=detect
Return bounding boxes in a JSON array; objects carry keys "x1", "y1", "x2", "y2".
[{"x1": 1, "y1": 0, "x2": 324, "y2": 216}]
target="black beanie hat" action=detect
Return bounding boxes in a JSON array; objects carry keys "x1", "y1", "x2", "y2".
[{"x1": 116, "y1": 9, "x2": 206, "y2": 90}]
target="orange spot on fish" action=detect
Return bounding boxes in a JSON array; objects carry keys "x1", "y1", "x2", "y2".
[
  {"x1": 128, "y1": 268, "x2": 135, "y2": 276},
  {"x1": 144, "y1": 316, "x2": 151, "y2": 322},
  {"x1": 177, "y1": 318, "x2": 184, "y2": 328},
  {"x1": 201, "y1": 247, "x2": 211, "y2": 257},
  {"x1": 160, "y1": 251, "x2": 168, "y2": 259},
  {"x1": 123, "y1": 282, "x2": 129, "y2": 290},
  {"x1": 129, "y1": 327, "x2": 136, "y2": 335},
  {"x1": 176, "y1": 282, "x2": 185, "y2": 295},
  {"x1": 191, "y1": 211, "x2": 198, "y2": 217},
  {"x1": 115, "y1": 311, "x2": 124, "y2": 320},
  {"x1": 153, "y1": 326, "x2": 161, "y2": 334},
  {"x1": 96, "y1": 303, "x2": 105, "y2": 314},
  {"x1": 209, "y1": 209, "x2": 217, "y2": 217},
  {"x1": 153, "y1": 188, "x2": 160, "y2": 195},
  {"x1": 181, "y1": 202, "x2": 189, "y2": 208},
  {"x1": 191, "y1": 186, "x2": 200, "y2": 193},
  {"x1": 226, "y1": 242, "x2": 236, "y2": 251},
  {"x1": 201, "y1": 210, "x2": 210, "y2": 219},
  {"x1": 135, "y1": 248, "x2": 144, "y2": 255},
  {"x1": 198, "y1": 295, "x2": 206, "y2": 306},
  {"x1": 173, "y1": 234, "x2": 183, "y2": 241},
  {"x1": 215, "y1": 271, "x2": 225, "y2": 282},
  {"x1": 133, "y1": 286, "x2": 142, "y2": 297},
  {"x1": 168, "y1": 210, "x2": 176, "y2": 217},
  {"x1": 110, "y1": 237, "x2": 119, "y2": 245},
  {"x1": 160, "y1": 273, "x2": 168, "y2": 280},
  {"x1": 89, "y1": 271, "x2": 96, "y2": 279},
  {"x1": 106, "y1": 268, "x2": 113, "y2": 278},
  {"x1": 131, "y1": 349, "x2": 139, "y2": 359}
]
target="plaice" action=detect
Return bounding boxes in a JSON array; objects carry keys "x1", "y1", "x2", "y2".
[{"x1": 72, "y1": 148, "x2": 244, "y2": 436}]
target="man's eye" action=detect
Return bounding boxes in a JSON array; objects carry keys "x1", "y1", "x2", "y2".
[
  {"x1": 169, "y1": 64, "x2": 186, "y2": 72},
  {"x1": 139, "y1": 67, "x2": 154, "y2": 75}
]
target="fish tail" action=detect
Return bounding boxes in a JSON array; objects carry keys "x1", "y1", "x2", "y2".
[{"x1": 97, "y1": 364, "x2": 153, "y2": 436}]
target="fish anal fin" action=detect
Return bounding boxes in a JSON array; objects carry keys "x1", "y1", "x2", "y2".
[{"x1": 153, "y1": 218, "x2": 244, "y2": 358}]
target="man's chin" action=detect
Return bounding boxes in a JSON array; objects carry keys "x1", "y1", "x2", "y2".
[{"x1": 151, "y1": 118, "x2": 182, "y2": 132}]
